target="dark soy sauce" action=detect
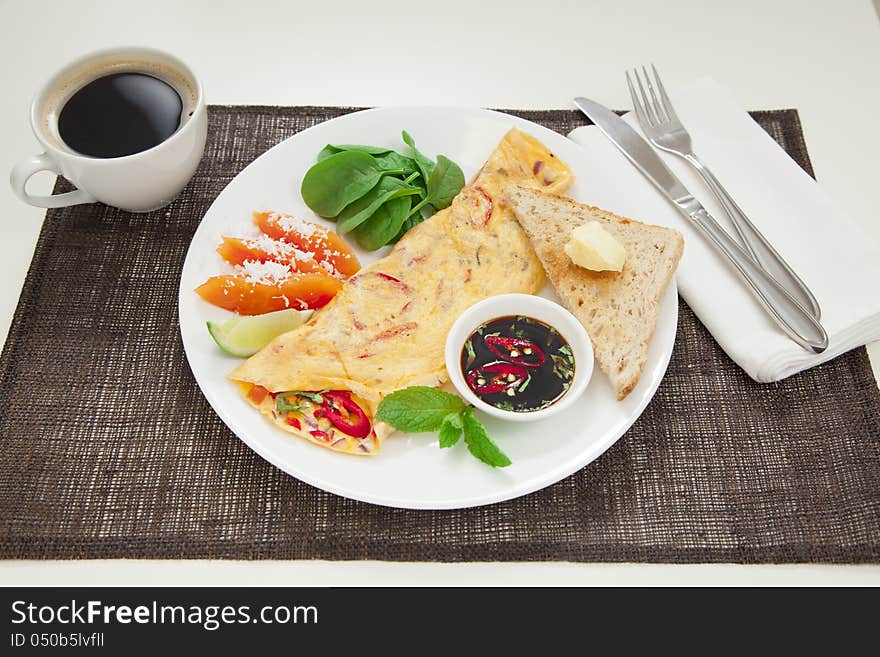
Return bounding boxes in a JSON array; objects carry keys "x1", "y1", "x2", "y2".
[
  {"x1": 58, "y1": 73, "x2": 183, "y2": 158},
  {"x1": 460, "y1": 315, "x2": 575, "y2": 413}
]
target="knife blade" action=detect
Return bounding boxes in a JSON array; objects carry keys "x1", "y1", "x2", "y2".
[{"x1": 573, "y1": 96, "x2": 827, "y2": 354}]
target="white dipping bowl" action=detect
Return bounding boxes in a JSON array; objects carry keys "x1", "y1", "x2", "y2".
[{"x1": 445, "y1": 294, "x2": 593, "y2": 422}]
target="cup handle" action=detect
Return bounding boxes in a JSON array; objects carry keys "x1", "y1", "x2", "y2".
[{"x1": 10, "y1": 152, "x2": 96, "y2": 208}]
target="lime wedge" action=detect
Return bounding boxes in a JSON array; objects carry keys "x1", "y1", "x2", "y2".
[{"x1": 207, "y1": 308, "x2": 314, "y2": 357}]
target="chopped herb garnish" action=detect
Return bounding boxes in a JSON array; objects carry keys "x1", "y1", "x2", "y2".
[
  {"x1": 551, "y1": 353, "x2": 574, "y2": 381},
  {"x1": 274, "y1": 393, "x2": 306, "y2": 414},
  {"x1": 294, "y1": 390, "x2": 326, "y2": 404},
  {"x1": 274, "y1": 389, "x2": 326, "y2": 414}
]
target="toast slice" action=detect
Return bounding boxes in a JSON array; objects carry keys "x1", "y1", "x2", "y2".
[{"x1": 504, "y1": 185, "x2": 683, "y2": 400}]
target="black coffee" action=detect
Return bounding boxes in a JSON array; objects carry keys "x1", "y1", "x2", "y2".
[{"x1": 58, "y1": 72, "x2": 183, "y2": 158}]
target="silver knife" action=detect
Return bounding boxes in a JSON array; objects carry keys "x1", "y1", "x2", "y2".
[{"x1": 573, "y1": 96, "x2": 827, "y2": 354}]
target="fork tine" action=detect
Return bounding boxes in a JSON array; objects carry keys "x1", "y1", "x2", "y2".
[
  {"x1": 651, "y1": 63, "x2": 678, "y2": 123},
  {"x1": 641, "y1": 65, "x2": 667, "y2": 123},
  {"x1": 633, "y1": 68, "x2": 658, "y2": 125},
  {"x1": 626, "y1": 70, "x2": 651, "y2": 128}
]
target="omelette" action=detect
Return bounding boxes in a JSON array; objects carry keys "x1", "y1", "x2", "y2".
[{"x1": 231, "y1": 129, "x2": 574, "y2": 455}]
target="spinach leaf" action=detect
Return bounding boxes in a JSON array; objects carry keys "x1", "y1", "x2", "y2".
[
  {"x1": 425, "y1": 155, "x2": 465, "y2": 210},
  {"x1": 318, "y1": 144, "x2": 394, "y2": 160},
  {"x1": 404, "y1": 154, "x2": 465, "y2": 219},
  {"x1": 304, "y1": 132, "x2": 465, "y2": 250},
  {"x1": 351, "y1": 194, "x2": 412, "y2": 251},
  {"x1": 318, "y1": 145, "x2": 417, "y2": 175},
  {"x1": 401, "y1": 130, "x2": 436, "y2": 189},
  {"x1": 301, "y1": 150, "x2": 389, "y2": 217},
  {"x1": 316, "y1": 145, "x2": 339, "y2": 161},
  {"x1": 336, "y1": 175, "x2": 421, "y2": 234},
  {"x1": 373, "y1": 151, "x2": 418, "y2": 174}
]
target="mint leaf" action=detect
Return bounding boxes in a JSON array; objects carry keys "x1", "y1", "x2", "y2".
[
  {"x1": 438, "y1": 413, "x2": 463, "y2": 448},
  {"x1": 377, "y1": 388, "x2": 510, "y2": 467},
  {"x1": 461, "y1": 408, "x2": 511, "y2": 468},
  {"x1": 376, "y1": 386, "x2": 466, "y2": 432}
]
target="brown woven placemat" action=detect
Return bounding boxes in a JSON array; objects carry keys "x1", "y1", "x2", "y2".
[{"x1": 1, "y1": 106, "x2": 878, "y2": 563}]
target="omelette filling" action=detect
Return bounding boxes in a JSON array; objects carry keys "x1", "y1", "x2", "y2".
[{"x1": 244, "y1": 384, "x2": 378, "y2": 453}]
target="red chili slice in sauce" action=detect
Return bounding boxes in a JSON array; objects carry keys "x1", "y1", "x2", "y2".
[
  {"x1": 466, "y1": 361, "x2": 529, "y2": 394},
  {"x1": 319, "y1": 390, "x2": 371, "y2": 439},
  {"x1": 484, "y1": 335, "x2": 545, "y2": 368}
]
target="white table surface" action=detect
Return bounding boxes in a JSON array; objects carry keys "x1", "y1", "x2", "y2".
[{"x1": 1, "y1": 0, "x2": 878, "y2": 586}]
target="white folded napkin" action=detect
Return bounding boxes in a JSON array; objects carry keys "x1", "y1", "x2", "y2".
[{"x1": 567, "y1": 77, "x2": 880, "y2": 383}]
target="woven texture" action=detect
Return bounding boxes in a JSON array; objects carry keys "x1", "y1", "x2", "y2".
[{"x1": 1, "y1": 106, "x2": 878, "y2": 563}]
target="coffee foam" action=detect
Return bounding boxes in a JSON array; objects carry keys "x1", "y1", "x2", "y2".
[{"x1": 39, "y1": 55, "x2": 200, "y2": 153}]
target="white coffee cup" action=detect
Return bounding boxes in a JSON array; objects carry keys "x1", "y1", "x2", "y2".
[{"x1": 10, "y1": 47, "x2": 207, "y2": 213}]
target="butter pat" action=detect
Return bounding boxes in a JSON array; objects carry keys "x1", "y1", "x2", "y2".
[{"x1": 564, "y1": 222, "x2": 626, "y2": 272}]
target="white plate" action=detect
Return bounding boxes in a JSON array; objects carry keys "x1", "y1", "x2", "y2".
[{"x1": 178, "y1": 106, "x2": 677, "y2": 510}]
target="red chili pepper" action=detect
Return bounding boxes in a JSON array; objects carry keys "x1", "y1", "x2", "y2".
[
  {"x1": 366, "y1": 271, "x2": 412, "y2": 292},
  {"x1": 373, "y1": 321, "x2": 418, "y2": 341},
  {"x1": 309, "y1": 430, "x2": 331, "y2": 441},
  {"x1": 466, "y1": 361, "x2": 528, "y2": 394},
  {"x1": 285, "y1": 417, "x2": 302, "y2": 430},
  {"x1": 484, "y1": 335, "x2": 545, "y2": 367},
  {"x1": 319, "y1": 390, "x2": 371, "y2": 438},
  {"x1": 474, "y1": 186, "x2": 493, "y2": 225}
]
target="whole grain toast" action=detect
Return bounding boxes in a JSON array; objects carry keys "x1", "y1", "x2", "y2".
[{"x1": 504, "y1": 184, "x2": 684, "y2": 400}]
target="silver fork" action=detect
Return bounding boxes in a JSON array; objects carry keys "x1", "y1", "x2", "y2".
[{"x1": 627, "y1": 65, "x2": 822, "y2": 321}]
